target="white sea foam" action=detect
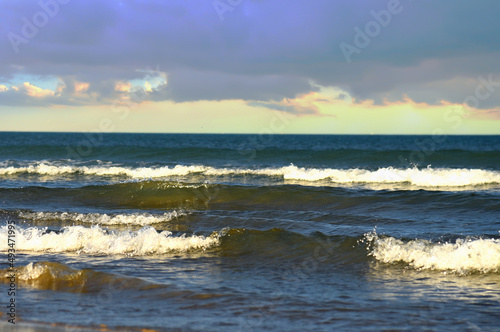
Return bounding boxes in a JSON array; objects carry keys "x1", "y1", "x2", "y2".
[
  {"x1": 367, "y1": 232, "x2": 500, "y2": 274},
  {"x1": 280, "y1": 165, "x2": 500, "y2": 187},
  {"x1": 19, "y1": 211, "x2": 186, "y2": 226},
  {"x1": 16, "y1": 262, "x2": 46, "y2": 280},
  {"x1": 0, "y1": 163, "x2": 209, "y2": 178},
  {"x1": 0, "y1": 225, "x2": 219, "y2": 255},
  {"x1": 1, "y1": 163, "x2": 500, "y2": 187}
]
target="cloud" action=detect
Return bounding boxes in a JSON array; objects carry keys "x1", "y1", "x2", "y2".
[
  {"x1": 248, "y1": 82, "x2": 351, "y2": 116},
  {"x1": 0, "y1": 0, "x2": 499, "y2": 110},
  {"x1": 74, "y1": 81, "x2": 89, "y2": 94},
  {"x1": 0, "y1": 81, "x2": 56, "y2": 105},
  {"x1": 115, "y1": 82, "x2": 131, "y2": 93},
  {"x1": 23, "y1": 82, "x2": 54, "y2": 97}
]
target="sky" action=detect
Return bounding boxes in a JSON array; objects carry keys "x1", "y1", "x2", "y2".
[{"x1": 1, "y1": 0, "x2": 500, "y2": 134}]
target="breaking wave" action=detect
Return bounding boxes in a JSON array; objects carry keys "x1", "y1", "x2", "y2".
[
  {"x1": 18, "y1": 210, "x2": 186, "y2": 226},
  {"x1": 1, "y1": 163, "x2": 500, "y2": 188},
  {"x1": 367, "y1": 232, "x2": 500, "y2": 274},
  {"x1": 0, "y1": 225, "x2": 219, "y2": 255},
  {"x1": 0, "y1": 261, "x2": 160, "y2": 293}
]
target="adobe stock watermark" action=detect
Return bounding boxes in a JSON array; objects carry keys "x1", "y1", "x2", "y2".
[
  {"x1": 340, "y1": 0, "x2": 408, "y2": 64},
  {"x1": 398, "y1": 74, "x2": 500, "y2": 167},
  {"x1": 5, "y1": 220, "x2": 17, "y2": 325},
  {"x1": 7, "y1": 0, "x2": 71, "y2": 54},
  {"x1": 213, "y1": 0, "x2": 243, "y2": 21},
  {"x1": 66, "y1": 65, "x2": 164, "y2": 160}
]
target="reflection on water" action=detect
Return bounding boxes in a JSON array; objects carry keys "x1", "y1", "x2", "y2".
[
  {"x1": 368, "y1": 262, "x2": 500, "y2": 300},
  {"x1": 367, "y1": 263, "x2": 500, "y2": 329}
]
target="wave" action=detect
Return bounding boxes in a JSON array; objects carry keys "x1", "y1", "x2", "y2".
[
  {"x1": 0, "y1": 261, "x2": 162, "y2": 294},
  {"x1": 0, "y1": 163, "x2": 207, "y2": 178},
  {"x1": 0, "y1": 225, "x2": 219, "y2": 255},
  {"x1": 366, "y1": 232, "x2": 500, "y2": 274},
  {"x1": 18, "y1": 210, "x2": 186, "y2": 226},
  {"x1": 0, "y1": 224, "x2": 363, "y2": 262},
  {"x1": 283, "y1": 166, "x2": 500, "y2": 187},
  {"x1": 1, "y1": 163, "x2": 500, "y2": 188},
  {"x1": 2, "y1": 180, "x2": 500, "y2": 215},
  {"x1": 3, "y1": 225, "x2": 500, "y2": 274}
]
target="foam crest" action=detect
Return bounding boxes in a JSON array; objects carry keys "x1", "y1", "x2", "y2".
[
  {"x1": 1, "y1": 163, "x2": 499, "y2": 187},
  {"x1": 0, "y1": 163, "x2": 209, "y2": 178},
  {"x1": 16, "y1": 262, "x2": 46, "y2": 280},
  {"x1": 0, "y1": 225, "x2": 219, "y2": 255},
  {"x1": 19, "y1": 211, "x2": 186, "y2": 226},
  {"x1": 367, "y1": 232, "x2": 500, "y2": 274},
  {"x1": 280, "y1": 165, "x2": 500, "y2": 186}
]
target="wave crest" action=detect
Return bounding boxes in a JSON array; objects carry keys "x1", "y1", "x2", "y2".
[
  {"x1": 0, "y1": 225, "x2": 219, "y2": 255},
  {"x1": 0, "y1": 261, "x2": 155, "y2": 293},
  {"x1": 1, "y1": 163, "x2": 500, "y2": 188},
  {"x1": 19, "y1": 210, "x2": 186, "y2": 226},
  {"x1": 366, "y1": 232, "x2": 500, "y2": 274}
]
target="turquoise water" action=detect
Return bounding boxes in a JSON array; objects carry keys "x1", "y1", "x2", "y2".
[{"x1": 1, "y1": 133, "x2": 500, "y2": 331}]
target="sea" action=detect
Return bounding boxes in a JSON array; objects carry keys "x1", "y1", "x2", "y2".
[{"x1": 0, "y1": 132, "x2": 499, "y2": 331}]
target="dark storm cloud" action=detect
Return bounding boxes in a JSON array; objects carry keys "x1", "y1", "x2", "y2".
[
  {"x1": 1, "y1": 0, "x2": 500, "y2": 108},
  {"x1": 157, "y1": 69, "x2": 311, "y2": 102}
]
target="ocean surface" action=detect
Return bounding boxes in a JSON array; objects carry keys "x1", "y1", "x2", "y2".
[{"x1": 1, "y1": 132, "x2": 500, "y2": 331}]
